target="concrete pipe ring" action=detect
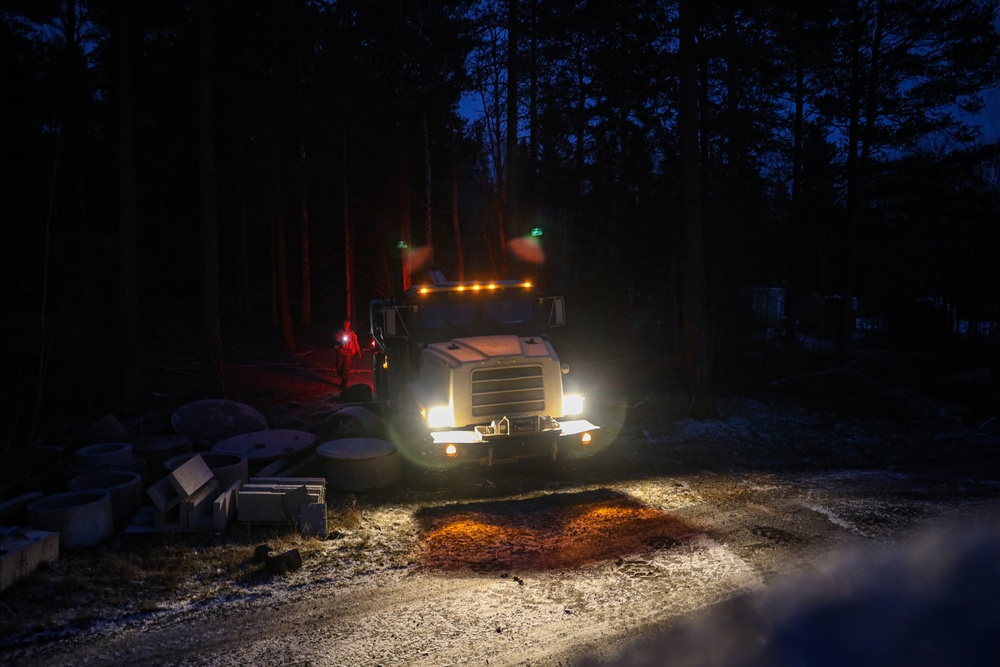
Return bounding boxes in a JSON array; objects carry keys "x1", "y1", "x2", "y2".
[
  {"x1": 26, "y1": 491, "x2": 114, "y2": 549},
  {"x1": 74, "y1": 442, "x2": 133, "y2": 470},
  {"x1": 68, "y1": 470, "x2": 144, "y2": 524}
]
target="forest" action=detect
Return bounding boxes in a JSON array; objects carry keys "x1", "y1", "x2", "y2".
[{"x1": 3, "y1": 0, "x2": 1000, "y2": 441}]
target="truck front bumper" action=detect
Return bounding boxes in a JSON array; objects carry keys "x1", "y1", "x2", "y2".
[{"x1": 428, "y1": 419, "x2": 600, "y2": 465}]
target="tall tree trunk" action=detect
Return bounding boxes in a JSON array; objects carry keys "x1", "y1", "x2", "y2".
[
  {"x1": 112, "y1": 0, "x2": 138, "y2": 402},
  {"x1": 272, "y1": 181, "x2": 297, "y2": 351},
  {"x1": 504, "y1": 0, "x2": 519, "y2": 279},
  {"x1": 526, "y1": 0, "x2": 538, "y2": 217},
  {"x1": 678, "y1": 0, "x2": 715, "y2": 417},
  {"x1": 715, "y1": 13, "x2": 744, "y2": 385},
  {"x1": 397, "y1": 126, "x2": 412, "y2": 292},
  {"x1": 785, "y1": 10, "x2": 806, "y2": 356},
  {"x1": 197, "y1": 0, "x2": 227, "y2": 398},
  {"x1": 344, "y1": 132, "x2": 355, "y2": 321},
  {"x1": 235, "y1": 88, "x2": 251, "y2": 329},
  {"x1": 300, "y1": 140, "x2": 312, "y2": 327},
  {"x1": 422, "y1": 113, "x2": 434, "y2": 261},
  {"x1": 451, "y1": 125, "x2": 465, "y2": 280},
  {"x1": 838, "y1": 0, "x2": 882, "y2": 360}
]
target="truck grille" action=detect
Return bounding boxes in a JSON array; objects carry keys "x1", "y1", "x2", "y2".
[{"x1": 471, "y1": 366, "x2": 545, "y2": 417}]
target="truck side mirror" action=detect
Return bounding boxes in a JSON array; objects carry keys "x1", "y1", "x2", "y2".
[
  {"x1": 384, "y1": 308, "x2": 397, "y2": 336},
  {"x1": 548, "y1": 296, "x2": 565, "y2": 327}
]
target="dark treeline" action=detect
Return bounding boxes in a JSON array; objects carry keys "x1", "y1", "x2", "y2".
[{"x1": 2, "y1": 0, "x2": 1000, "y2": 434}]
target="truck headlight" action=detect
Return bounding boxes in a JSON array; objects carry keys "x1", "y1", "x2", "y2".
[
  {"x1": 563, "y1": 393, "x2": 584, "y2": 416},
  {"x1": 427, "y1": 405, "x2": 454, "y2": 428}
]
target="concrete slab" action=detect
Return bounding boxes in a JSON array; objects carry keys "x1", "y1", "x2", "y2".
[
  {"x1": 166, "y1": 452, "x2": 249, "y2": 491},
  {"x1": 242, "y1": 483, "x2": 326, "y2": 504},
  {"x1": 282, "y1": 486, "x2": 311, "y2": 520},
  {"x1": 251, "y1": 476, "x2": 327, "y2": 487},
  {"x1": 169, "y1": 455, "x2": 215, "y2": 497},
  {"x1": 0, "y1": 528, "x2": 59, "y2": 592},
  {"x1": 213, "y1": 479, "x2": 241, "y2": 533},
  {"x1": 146, "y1": 454, "x2": 214, "y2": 513},
  {"x1": 237, "y1": 489, "x2": 323, "y2": 523},
  {"x1": 181, "y1": 480, "x2": 219, "y2": 531}
]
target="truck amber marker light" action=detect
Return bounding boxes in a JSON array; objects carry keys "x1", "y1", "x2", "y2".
[{"x1": 416, "y1": 280, "x2": 534, "y2": 295}]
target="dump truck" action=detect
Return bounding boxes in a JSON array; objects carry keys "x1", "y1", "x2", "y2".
[{"x1": 369, "y1": 274, "x2": 600, "y2": 467}]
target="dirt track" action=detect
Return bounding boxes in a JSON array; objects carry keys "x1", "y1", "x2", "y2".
[
  {"x1": 4, "y1": 347, "x2": 1000, "y2": 666},
  {"x1": 6, "y1": 442, "x2": 1000, "y2": 666}
]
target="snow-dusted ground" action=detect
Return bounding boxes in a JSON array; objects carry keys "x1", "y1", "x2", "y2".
[{"x1": 4, "y1": 364, "x2": 1000, "y2": 666}]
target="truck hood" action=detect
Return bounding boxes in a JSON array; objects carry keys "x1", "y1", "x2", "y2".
[{"x1": 424, "y1": 335, "x2": 556, "y2": 367}]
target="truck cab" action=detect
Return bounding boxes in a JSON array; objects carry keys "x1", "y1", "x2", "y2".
[{"x1": 370, "y1": 276, "x2": 600, "y2": 467}]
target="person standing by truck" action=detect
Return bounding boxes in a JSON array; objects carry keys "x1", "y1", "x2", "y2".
[{"x1": 335, "y1": 319, "x2": 361, "y2": 387}]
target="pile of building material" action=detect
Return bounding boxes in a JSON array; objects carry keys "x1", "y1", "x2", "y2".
[
  {"x1": 237, "y1": 477, "x2": 327, "y2": 537},
  {"x1": 128, "y1": 455, "x2": 327, "y2": 538}
]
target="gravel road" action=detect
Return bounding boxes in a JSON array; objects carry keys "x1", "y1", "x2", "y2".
[
  {"x1": 7, "y1": 464, "x2": 1000, "y2": 666},
  {"x1": 4, "y1": 385, "x2": 1000, "y2": 666}
]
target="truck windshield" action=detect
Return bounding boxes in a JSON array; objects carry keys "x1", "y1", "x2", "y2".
[
  {"x1": 419, "y1": 302, "x2": 477, "y2": 328},
  {"x1": 481, "y1": 297, "x2": 534, "y2": 324},
  {"x1": 416, "y1": 296, "x2": 539, "y2": 336}
]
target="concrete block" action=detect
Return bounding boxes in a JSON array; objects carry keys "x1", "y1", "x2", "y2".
[
  {"x1": 213, "y1": 479, "x2": 241, "y2": 533},
  {"x1": 237, "y1": 492, "x2": 290, "y2": 523},
  {"x1": 181, "y1": 480, "x2": 219, "y2": 531},
  {"x1": 0, "y1": 492, "x2": 45, "y2": 526},
  {"x1": 282, "y1": 486, "x2": 311, "y2": 520},
  {"x1": 0, "y1": 528, "x2": 59, "y2": 593},
  {"x1": 169, "y1": 455, "x2": 215, "y2": 497},
  {"x1": 251, "y1": 476, "x2": 327, "y2": 487},
  {"x1": 146, "y1": 476, "x2": 182, "y2": 513},
  {"x1": 237, "y1": 489, "x2": 323, "y2": 524},
  {"x1": 299, "y1": 503, "x2": 327, "y2": 538},
  {"x1": 146, "y1": 455, "x2": 214, "y2": 513},
  {"x1": 242, "y1": 483, "x2": 326, "y2": 504}
]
